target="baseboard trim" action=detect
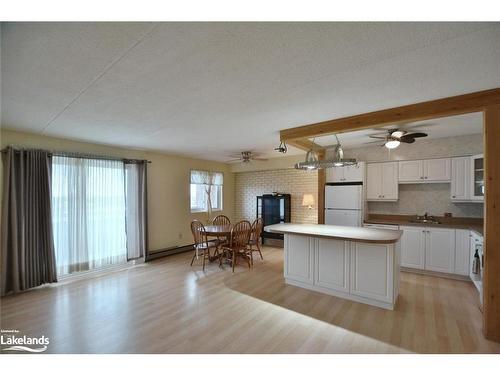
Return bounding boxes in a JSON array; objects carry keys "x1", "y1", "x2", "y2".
[
  {"x1": 146, "y1": 244, "x2": 194, "y2": 261},
  {"x1": 401, "y1": 267, "x2": 472, "y2": 282}
]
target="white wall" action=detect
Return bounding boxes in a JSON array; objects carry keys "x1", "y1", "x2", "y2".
[{"x1": 234, "y1": 168, "x2": 318, "y2": 224}]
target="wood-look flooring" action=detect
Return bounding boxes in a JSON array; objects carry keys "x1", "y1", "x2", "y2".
[{"x1": 1, "y1": 246, "x2": 499, "y2": 353}]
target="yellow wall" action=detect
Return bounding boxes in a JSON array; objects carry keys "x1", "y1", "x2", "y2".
[{"x1": 0, "y1": 129, "x2": 235, "y2": 252}]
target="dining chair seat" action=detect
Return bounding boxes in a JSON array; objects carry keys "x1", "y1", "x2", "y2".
[
  {"x1": 221, "y1": 220, "x2": 252, "y2": 272},
  {"x1": 190, "y1": 220, "x2": 220, "y2": 271},
  {"x1": 195, "y1": 240, "x2": 218, "y2": 250}
]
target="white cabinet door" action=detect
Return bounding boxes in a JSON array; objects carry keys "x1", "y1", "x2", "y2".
[
  {"x1": 381, "y1": 162, "x2": 398, "y2": 200},
  {"x1": 469, "y1": 234, "x2": 476, "y2": 280},
  {"x1": 400, "y1": 226, "x2": 425, "y2": 269},
  {"x1": 454, "y1": 229, "x2": 470, "y2": 276},
  {"x1": 366, "y1": 163, "x2": 382, "y2": 200},
  {"x1": 398, "y1": 160, "x2": 423, "y2": 182},
  {"x1": 425, "y1": 228, "x2": 455, "y2": 273},
  {"x1": 326, "y1": 167, "x2": 343, "y2": 183},
  {"x1": 284, "y1": 234, "x2": 314, "y2": 284},
  {"x1": 470, "y1": 154, "x2": 484, "y2": 201},
  {"x1": 424, "y1": 158, "x2": 451, "y2": 182},
  {"x1": 350, "y1": 242, "x2": 393, "y2": 303},
  {"x1": 314, "y1": 238, "x2": 350, "y2": 293},
  {"x1": 343, "y1": 162, "x2": 365, "y2": 182},
  {"x1": 451, "y1": 157, "x2": 470, "y2": 201}
]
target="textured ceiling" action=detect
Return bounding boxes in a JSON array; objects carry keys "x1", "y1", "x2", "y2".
[{"x1": 1, "y1": 22, "x2": 499, "y2": 161}]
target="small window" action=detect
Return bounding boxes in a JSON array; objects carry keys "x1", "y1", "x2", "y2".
[{"x1": 190, "y1": 170, "x2": 223, "y2": 213}]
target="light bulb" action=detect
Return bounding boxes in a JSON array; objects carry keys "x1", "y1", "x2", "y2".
[{"x1": 385, "y1": 140, "x2": 400, "y2": 149}]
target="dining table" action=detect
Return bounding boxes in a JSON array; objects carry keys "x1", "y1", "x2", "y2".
[
  {"x1": 204, "y1": 224, "x2": 233, "y2": 262},
  {"x1": 204, "y1": 224, "x2": 233, "y2": 237}
]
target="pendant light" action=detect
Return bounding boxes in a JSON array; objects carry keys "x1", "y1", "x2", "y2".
[{"x1": 294, "y1": 135, "x2": 357, "y2": 170}]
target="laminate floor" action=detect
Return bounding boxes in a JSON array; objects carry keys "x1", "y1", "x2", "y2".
[{"x1": 1, "y1": 246, "x2": 499, "y2": 353}]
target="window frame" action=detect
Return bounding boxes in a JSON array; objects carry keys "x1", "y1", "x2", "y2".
[{"x1": 189, "y1": 170, "x2": 224, "y2": 213}]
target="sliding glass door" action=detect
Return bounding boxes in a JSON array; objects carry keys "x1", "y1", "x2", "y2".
[{"x1": 51, "y1": 156, "x2": 127, "y2": 276}]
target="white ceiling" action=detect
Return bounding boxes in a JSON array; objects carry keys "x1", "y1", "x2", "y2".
[
  {"x1": 1, "y1": 22, "x2": 499, "y2": 161},
  {"x1": 316, "y1": 112, "x2": 483, "y2": 149}
]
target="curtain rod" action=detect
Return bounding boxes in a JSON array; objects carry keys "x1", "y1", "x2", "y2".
[{"x1": 1, "y1": 147, "x2": 151, "y2": 164}]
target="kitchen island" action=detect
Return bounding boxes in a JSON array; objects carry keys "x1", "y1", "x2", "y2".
[{"x1": 265, "y1": 223, "x2": 403, "y2": 310}]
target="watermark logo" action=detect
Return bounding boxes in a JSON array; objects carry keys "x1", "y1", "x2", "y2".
[{"x1": 1, "y1": 329, "x2": 49, "y2": 353}]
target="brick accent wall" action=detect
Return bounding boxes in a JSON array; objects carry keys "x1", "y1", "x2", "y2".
[{"x1": 234, "y1": 169, "x2": 318, "y2": 224}]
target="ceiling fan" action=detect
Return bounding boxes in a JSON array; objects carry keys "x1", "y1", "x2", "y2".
[
  {"x1": 367, "y1": 128, "x2": 428, "y2": 149},
  {"x1": 226, "y1": 151, "x2": 269, "y2": 163}
]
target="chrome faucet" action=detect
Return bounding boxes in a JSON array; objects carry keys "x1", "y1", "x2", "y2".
[{"x1": 413, "y1": 212, "x2": 439, "y2": 224}]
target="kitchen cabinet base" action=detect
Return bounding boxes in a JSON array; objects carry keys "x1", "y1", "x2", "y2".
[
  {"x1": 401, "y1": 267, "x2": 471, "y2": 282},
  {"x1": 285, "y1": 278, "x2": 398, "y2": 310}
]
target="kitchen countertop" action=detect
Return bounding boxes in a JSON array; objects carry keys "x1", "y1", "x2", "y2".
[
  {"x1": 364, "y1": 215, "x2": 483, "y2": 236},
  {"x1": 265, "y1": 223, "x2": 402, "y2": 244}
]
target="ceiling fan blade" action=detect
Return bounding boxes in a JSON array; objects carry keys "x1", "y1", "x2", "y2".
[
  {"x1": 364, "y1": 140, "x2": 385, "y2": 145},
  {"x1": 399, "y1": 138, "x2": 415, "y2": 144},
  {"x1": 368, "y1": 135, "x2": 387, "y2": 139},
  {"x1": 405, "y1": 132, "x2": 428, "y2": 138},
  {"x1": 399, "y1": 133, "x2": 427, "y2": 143}
]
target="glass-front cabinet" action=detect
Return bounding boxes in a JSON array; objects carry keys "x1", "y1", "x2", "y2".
[{"x1": 471, "y1": 154, "x2": 484, "y2": 201}]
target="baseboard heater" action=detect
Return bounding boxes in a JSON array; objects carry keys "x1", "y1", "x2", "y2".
[{"x1": 146, "y1": 244, "x2": 194, "y2": 261}]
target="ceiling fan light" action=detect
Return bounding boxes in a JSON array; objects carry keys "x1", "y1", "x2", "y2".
[
  {"x1": 391, "y1": 130, "x2": 405, "y2": 138},
  {"x1": 385, "y1": 140, "x2": 400, "y2": 149}
]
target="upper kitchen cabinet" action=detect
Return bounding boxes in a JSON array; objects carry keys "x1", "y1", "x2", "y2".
[
  {"x1": 398, "y1": 160, "x2": 422, "y2": 182},
  {"x1": 471, "y1": 154, "x2": 484, "y2": 201},
  {"x1": 451, "y1": 156, "x2": 471, "y2": 201},
  {"x1": 450, "y1": 155, "x2": 483, "y2": 202},
  {"x1": 326, "y1": 162, "x2": 365, "y2": 183},
  {"x1": 366, "y1": 162, "x2": 398, "y2": 201},
  {"x1": 398, "y1": 158, "x2": 451, "y2": 183}
]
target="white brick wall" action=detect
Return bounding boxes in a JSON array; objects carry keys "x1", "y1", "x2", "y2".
[{"x1": 234, "y1": 169, "x2": 318, "y2": 224}]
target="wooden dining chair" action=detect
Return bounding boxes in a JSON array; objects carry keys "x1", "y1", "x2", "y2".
[
  {"x1": 212, "y1": 214, "x2": 230, "y2": 226},
  {"x1": 212, "y1": 214, "x2": 231, "y2": 249},
  {"x1": 247, "y1": 218, "x2": 264, "y2": 265},
  {"x1": 221, "y1": 220, "x2": 252, "y2": 272},
  {"x1": 190, "y1": 220, "x2": 218, "y2": 271}
]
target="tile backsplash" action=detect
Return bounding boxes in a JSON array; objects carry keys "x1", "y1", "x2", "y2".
[{"x1": 368, "y1": 183, "x2": 484, "y2": 218}]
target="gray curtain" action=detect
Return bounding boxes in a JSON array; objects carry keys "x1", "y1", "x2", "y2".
[
  {"x1": 124, "y1": 161, "x2": 148, "y2": 260},
  {"x1": 1, "y1": 147, "x2": 57, "y2": 296}
]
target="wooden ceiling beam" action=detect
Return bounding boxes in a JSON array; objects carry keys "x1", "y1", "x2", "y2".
[
  {"x1": 280, "y1": 88, "x2": 500, "y2": 141},
  {"x1": 286, "y1": 138, "x2": 324, "y2": 153}
]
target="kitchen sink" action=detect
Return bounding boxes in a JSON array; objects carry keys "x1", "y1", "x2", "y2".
[{"x1": 409, "y1": 219, "x2": 441, "y2": 224}]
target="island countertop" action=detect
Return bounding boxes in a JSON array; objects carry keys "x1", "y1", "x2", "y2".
[{"x1": 265, "y1": 223, "x2": 402, "y2": 244}]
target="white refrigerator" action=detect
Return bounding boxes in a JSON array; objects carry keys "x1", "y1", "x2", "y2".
[{"x1": 324, "y1": 184, "x2": 363, "y2": 226}]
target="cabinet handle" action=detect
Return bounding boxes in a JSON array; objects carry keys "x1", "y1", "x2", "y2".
[
  {"x1": 425, "y1": 176, "x2": 428, "y2": 179},
  {"x1": 420, "y1": 176, "x2": 424, "y2": 179},
  {"x1": 452, "y1": 195, "x2": 456, "y2": 198}
]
